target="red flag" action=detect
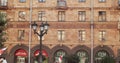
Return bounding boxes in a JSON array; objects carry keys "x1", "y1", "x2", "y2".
[
  {"x1": 0, "y1": 47, "x2": 7, "y2": 55},
  {"x1": 58, "y1": 55, "x2": 63, "y2": 63}
]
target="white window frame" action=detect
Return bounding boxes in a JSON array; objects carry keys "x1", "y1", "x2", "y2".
[
  {"x1": 78, "y1": 11, "x2": 86, "y2": 21},
  {"x1": 58, "y1": 11, "x2": 65, "y2": 21},
  {"x1": 58, "y1": 30, "x2": 65, "y2": 41},
  {"x1": 79, "y1": 30, "x2": 86, "y2": 41}
]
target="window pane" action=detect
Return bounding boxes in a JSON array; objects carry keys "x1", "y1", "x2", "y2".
[
  {"x1": 58, "y1": 0, "x2": 66, "y2": 6},
  {"x1": 18, "y1": 30, "x2": 25, "y2": 40},
  {"x1": 38, "y1": 11, "x2": 45, "y2": 21},
  {"x1": 54, "y1": 50, "x2": 66, "y2": 63},
  {"x1": 58, "y1": 11, "x2": 65, "y2": 21},
  {"x1": 99, "y1": 11, "x2": 106, "y2": 21},
  {"x1": 78, "y1": 11, "x2": 86, "y2": 21},
  {"x1": 77, "y1": 51, "x2": 88, "y2": 63},
  {"x1": 19, "y1": 0, "x2": 26, "y2": 3},
  {"x1": 1, "y1": 0, "x2": 7, "y2": 6},
  {"x1": 38, "y1": 0, "x2": 45, "y2": 2},
  {"x1": 99, "y1": 0, "x2": 105, "y2": 2},
  {"x1": 79, "y1": 0, "x2": 85, "y2": 2},
  {"x1": 79, "y1": 30, "x2": 86, "y2": 41}
]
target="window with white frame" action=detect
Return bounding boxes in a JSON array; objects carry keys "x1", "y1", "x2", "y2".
[
  {"x1": 57, "y1": 0, "x2": 66, "y2": 7},
  {"x1": 78, "y1": 11, "x2": 86, "y2": 21},
  {"x1": 79, "y1": 30, "x2": 86, "y2": 41},
  {"x1": 38, "y1": 11, "x2": 45, "y2": 21},
  {"x1": 19, "y1": 0, "x2": 26, "y2": 3},
  {"x1": 99, "y1": 0, "x2": 106, "y2": 2},
  {"x1": 18, "y1": 11, "x2": 26, "y2": 21},
  {"x1": 58, "y1": 11, "x2": 65, "y2": 21},
  {"x1": 38, "y1": 0, "x2": 45, "y2": 2},
  {"x1": 0, "y1": 0, "x2": 7, "y2": 6},
  {"x1": 58, "y1": 30, "x2": 65, "y2": 41},
  {"x1": 79, "y1": 0, "x2": 86, "y2": 2},
  {"x1": 99, "y1": 11, "x2": 106, "y2": 21},
  {"x1": 99, "y1": 30, "x2": 106, "y2": 41},
  {"x1": 18, "y1": 30, "x2": 25, "y2": 40}
]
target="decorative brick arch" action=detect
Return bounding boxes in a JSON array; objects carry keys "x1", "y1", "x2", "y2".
[
  {"x1": 94, "y1": 45, "x2": 115, "y2": 58},
  {"x1": 71, "y1": 45, "x2": 91, "y2": 63},
  {"x1": 9, "y1": 44, "x2": 29, "y2": 63},
  {"x1": 51, "y1": 45, "x2": 70, "y2": 63},
  {"x1": 31, "y1": 44, "x2": 51, "y2": 63}
]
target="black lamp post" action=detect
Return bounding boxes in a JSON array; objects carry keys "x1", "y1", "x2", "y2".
[{"x1": 31, "y1": 21, "x2": 49, "y2": 63}]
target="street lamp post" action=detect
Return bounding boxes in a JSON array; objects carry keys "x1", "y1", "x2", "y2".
[{"x1": 31, "y1": 21, "x2": 49, "y2": 63}]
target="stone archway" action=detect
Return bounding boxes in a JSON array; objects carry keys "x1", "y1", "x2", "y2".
[
  {"x1": 9, "y1": 44, "x2": 29, "y2": 63},
  {"x1": 71, "y1": 45, "x2": 91, "y2": 63},
  {"x1": 51, "y1": 45, "x2": 70, "y2": 63},
  {"x1": 94, "y1": 45, "x2": 114, "y2": 63},
  {"x1": 31, "y1": 45, "x2": 51, "y2": 63}
]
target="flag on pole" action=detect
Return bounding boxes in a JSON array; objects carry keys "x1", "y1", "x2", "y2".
[
  {"x1": 0, "y1": 47, "x2": 7, "y2": 55},
  {"x1": 58, "y1": 55, "x2": 63, "y2": 63}
]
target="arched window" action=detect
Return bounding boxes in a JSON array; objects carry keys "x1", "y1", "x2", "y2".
[
  {"x1": 95, "y1": 50, "x2": 109, "y2": 63},
  {"x1": 15, "y1": 49, "x2": 27, "y2": 63},
  {"x1": 54, "y1": 50, "x2": 66, "y2": 63},
  {"x1": 34, "y1": 49, "x2": 48, "y2": 63},
  {"x1": 76, "y1": 50, "x2": 89, "y2": 63}
]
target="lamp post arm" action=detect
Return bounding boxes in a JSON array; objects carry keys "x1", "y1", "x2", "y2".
[{"x1": 34, "y1": 31, "x2": 41, "y2": 36}]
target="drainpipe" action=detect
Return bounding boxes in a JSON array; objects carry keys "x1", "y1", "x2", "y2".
[
  {"x1": 28, "y1": 0, "x2": 33, "y2": 63},
  {"x1": 90, "y1": 0, "x2": 94, "y2": 63}
]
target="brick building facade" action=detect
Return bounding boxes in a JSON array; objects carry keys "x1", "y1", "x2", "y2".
[{"x1": 0, "y1": 0, "x2": 120, "y2": 63}]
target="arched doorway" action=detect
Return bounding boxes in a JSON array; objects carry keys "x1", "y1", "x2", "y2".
[
  {"x1": 95, "y1": 50, "x2": 109, "y2": 63},
  {"x1": 33, "y1": 49, "x2": 48, "y2": 63},
  {"x1": 54, "y1": 49, "x2": 67, "y2": 63},
  {"x1": 14, "y1": 49, "x2": 27, "y2": 63},
  {"x1": 76, "y1": 50, "x2": 89, "y2": 63},
  {"x1": 71, "y1": 45, "x2": 91, "y2": 63},
  {"x1": 94, "y1": 46, "x2": 114, "y2": 63}
]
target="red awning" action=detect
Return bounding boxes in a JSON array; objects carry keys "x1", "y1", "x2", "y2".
[
  {"x1": 15, "y1": 49, "x2": 27, "y2": 56},
  {"x1": 34, "y1": 50, "x2": 48, "y2": 57}
]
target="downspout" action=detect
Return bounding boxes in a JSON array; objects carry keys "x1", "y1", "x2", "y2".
[
  {"x1": 28, "y1": 0, "x2": 32, "y2": 63},
  {"x1": 90, "y1": 0, "x2": 94, "y2": 63}
]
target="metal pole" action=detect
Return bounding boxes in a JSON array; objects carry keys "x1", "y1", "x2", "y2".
[
  {"x1": 39, "y1": 31, "x2": 43, "y2": 63},
  {"x1": 90, "y1": 0, "x2": 94, "y2": 63},
  {"x1": 28, "y1": 0, "x2": 32, "y2": 63}
]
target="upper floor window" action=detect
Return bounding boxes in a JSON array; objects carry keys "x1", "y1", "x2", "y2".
[
  {"x1": 19, "y1": 0, "x2": 26, "y2": 3},
  {"x1": 38, "y1": 0, "x2": 45, "y2": 2},
  {"x1": 78, "y1": 11, "x2": 86, "y2": 21},
  {"x1": 58, "y1": 30, "x2": 65, "y2": 41},
  {"x1": 38, "y1": 11, "x2": 45, "y2": 21},
  {"x1": 57, "y1": 0, "x2": 66, "y2": 7},
  {"x1": 119, "y1": 0, "x2": 120, "y2": 6},
  {"x1": 99, "y1": 11, "x2": 106, "y2": 21},
  {"x1": 18, "y1": 30, "x2": 25, "y2": 40},
  {"x1": 18, "y1": 11, "x2": 26, "y2": 21},
  {"x1": 79, "y1": 0, "x2": 86, "y2": 2},
  {"x1": 99, "y1": 30, "x2": 106, "y2": 41},
  {"x1": 99, "y1": 0, "x2": 106, "y2": 2},
  {"x1": 58, "y1": 11, "x2": 65, "y2": 21},
  {"x1": 0, "y1": 0, "x2": 7, "y2": 6},
  {"x1": 78, "y1": 30, "x2": 86, "y2": 41}
]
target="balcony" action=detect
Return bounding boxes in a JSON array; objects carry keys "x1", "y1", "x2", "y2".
[{"x1": 56, "y1": 0, "x2": 68, "y2": 10}]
